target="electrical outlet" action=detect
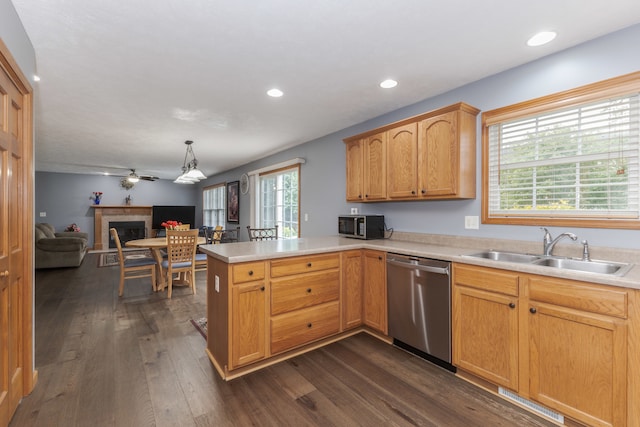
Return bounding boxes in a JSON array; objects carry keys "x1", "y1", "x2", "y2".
[
  {"x1": 215, "y1": 275, "x2": 220, "y2": 292},
  {"x1": 304, "y1": 213, "x2": 309, "y2": 222},
  {"x1": 39, "y1": 212, "x2": 46, "y2": 217},
  {"x1": 350, "y1": 207, "x2": 359, "y2": 214},
  {"x1": 465, "y1": 216, "x2": 479, "y2": 229}
]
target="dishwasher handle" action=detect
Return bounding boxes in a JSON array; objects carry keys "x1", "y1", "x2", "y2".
[{"x1": 386, "y1": 258, "x2": 450, "y2": 275}]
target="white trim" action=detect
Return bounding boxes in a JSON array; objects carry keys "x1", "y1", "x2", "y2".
[{"x1": 248, "y1": 157, "x2": 305, "y2": 176}]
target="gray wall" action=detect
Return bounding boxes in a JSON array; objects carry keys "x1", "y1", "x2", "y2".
[
  {"x1": 0, "y1": 0, "x2": 36, "y2": 79},
  {"x1": 35, "y1": 172, "x2": 200, "y2": 247},
  {"x1": 200, "y1": 23, "x2": 640, "y2": 250}
]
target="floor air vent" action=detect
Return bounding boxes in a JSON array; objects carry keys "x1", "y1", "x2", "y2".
[{"x1": 498, "y1": 387, "x2": 564, "y2": 424}]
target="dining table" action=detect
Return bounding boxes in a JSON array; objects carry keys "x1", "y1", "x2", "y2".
[{"x1": 125, "y1": 236, "x2": 206, "y2": 291}]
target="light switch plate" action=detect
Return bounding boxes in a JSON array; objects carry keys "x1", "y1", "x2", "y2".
[{"x1": 465, "y1": 216, "x2": 479, "y2": 229}]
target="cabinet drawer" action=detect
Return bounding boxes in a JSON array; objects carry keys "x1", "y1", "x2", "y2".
[
  {"x1": 271, "y1": 270, "x2": 340, "y2": 315},
  {"x1": 528, "y1": 275, "x2": 628, "y2": 319},
  {"x1": 453, "y1": 263, "x2": 519, "y2": 296},
  {"x1": 232, "y1": 261, "x2": 266, "y2": 284},
  {"x1": 271, "y1": 302, "x2": 340, "y2": 354},
  {"x1": 271, "y1": 253, "x2": 340, "y2": 278}
]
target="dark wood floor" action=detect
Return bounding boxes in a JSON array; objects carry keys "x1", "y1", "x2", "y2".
[{"x1": 10, "y1": 253, "x2": 555, "y2": 427}]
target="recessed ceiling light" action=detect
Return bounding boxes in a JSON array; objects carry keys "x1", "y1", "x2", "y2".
[
  {"x1": 380, "y1": 79, "x2": 398, "y2": 89},
  {"x1": 527, "y1": 31, "x2": 557, "y2": 47},
  {"x1": 267, "y1": 88, "x2": 284, "y2": 98},
  {"x1": 33, "y1": 75, "x2": 41, "y2": 82}
]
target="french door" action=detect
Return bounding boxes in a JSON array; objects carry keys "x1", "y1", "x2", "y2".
[{"x1": 0, "y1": 39, "x2": 35, "y2": 427}]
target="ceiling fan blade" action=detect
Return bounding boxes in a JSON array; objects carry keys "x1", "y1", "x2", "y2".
[{"x1": 140, "y1": 175, "x2": 159, "y2": 181}]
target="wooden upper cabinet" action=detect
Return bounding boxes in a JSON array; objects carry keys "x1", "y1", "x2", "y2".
[
  {"x1": 344, "y1": 102, "x2": 479, "y2": 202},
  {"x1": 387, "y1": 123, "x2": 418, "y2": 199},
  {"x1": 363, "y1": 132, "x2": 387, "y2": 200},
  {"x1": 345, "y1": 139, "x2": 364, "y2": 201}
]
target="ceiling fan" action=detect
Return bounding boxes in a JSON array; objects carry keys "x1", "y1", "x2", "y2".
[{"x1": 125, "y1": 169, "x2": 159, "y2": 182}]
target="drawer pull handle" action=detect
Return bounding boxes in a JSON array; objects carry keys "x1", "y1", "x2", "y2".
[
  {"x1": 509, "y1": 302, "x2": 516, "y2": 309},
  {"x1": 530, "y1": 307, "x2": 537, "y2": 314},
  {"x1": 307, "y1": 262, "x2": 312, "y2": 267},
  {"x1": 307, "y1": 323, "x2": 312, "y2": 328},
  {"x1": 260, "y1": 286, "x2": 265, "y2": 291},
  {"x1": 248, "y1": 270, "x2": 253, "y2": 276},
  {"x1": 306, "y1": 288, "x2": 312, "y2": 293}
]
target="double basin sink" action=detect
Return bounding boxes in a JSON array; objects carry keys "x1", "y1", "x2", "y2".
[{"x1": 465, "y1": 250, "x2": 632, "y2": 276}]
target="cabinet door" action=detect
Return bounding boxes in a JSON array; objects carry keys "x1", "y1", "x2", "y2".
[
  {"x1": 418, "y1": 111, "x2": 457, "y2": 196},
  {"x1": 341, "y1": 250, "x2": 363, "y2": 330},
  {"x1": 452, "y1": 285, "x2": 519, "y2": 390},
  {"x1": 363, "y1": 132, "x2": 387, "y2": 200},
  {"x1": 345, "y1": 139, "x2": 364, "y2": 201},
  {"x1": 231, "y1": 281, "x2": 267, "y2": 368},
  {"x1": 362, "y1": 250, "x2": 386, "y2": 333},
  {"x1": 528, "y1": 302, "x2": 627, "y2": 427},
  {"x1": 387, "y1": 123, "x2": 418, "y2": 199}
]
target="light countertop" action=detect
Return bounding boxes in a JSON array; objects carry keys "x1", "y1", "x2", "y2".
[{"x1": 199, "y1": 235, "x2": 640, "y2": 290}]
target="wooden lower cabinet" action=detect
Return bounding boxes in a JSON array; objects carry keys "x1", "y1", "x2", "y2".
[
  {"x1": 231, "y1": 279, "x2": 267, "y2": 368},
  {"x1": 452, "y1": 265, "x2": 519, "y2": 390},
  {"x1": 341, "y1": 250, "x2": 363, "y2": 330},
  {"x1": 453, "y1": 263, "x2": 634, "y2": 427},
  {"x1": 363, "y1": 250, "x2": 387, "y2": 333}
]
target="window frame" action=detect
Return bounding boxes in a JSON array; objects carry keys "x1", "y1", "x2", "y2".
[
  {"x1": 257, "y1": 164, "x2": 301, "y2": 239},
  {"x1": 202, "y1": 182, "x2": 226, "y2": 228},
  {"x1": 482, "y1": 71, "x2": 640, "y2": 229}
]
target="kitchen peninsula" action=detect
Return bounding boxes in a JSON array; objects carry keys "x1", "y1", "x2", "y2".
[{"x1": 200, "y1": 235, "x2": 640, "y2": 427}]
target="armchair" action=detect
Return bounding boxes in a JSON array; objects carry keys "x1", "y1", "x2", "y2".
[{"x1": 35, "y1": 223, "x2": 89, "y2": 269}]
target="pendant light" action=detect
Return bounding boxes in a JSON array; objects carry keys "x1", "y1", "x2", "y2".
[{"x1": 175, "y1": 140, "x2": 207, "y2": 184}]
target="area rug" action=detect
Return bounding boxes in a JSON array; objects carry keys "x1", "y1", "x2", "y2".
[
  {"x1": 97, "y1": 249, "x2": 153, "y2": 267},
  {"x1": 191, "y1": 317, "x2": 207, "y2": 339}
]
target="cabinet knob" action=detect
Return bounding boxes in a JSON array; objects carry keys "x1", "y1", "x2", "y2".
[
  {"x1": 529, "y1": 307, "x2": 537, "y2": 314},
  {"x1": 307, "y1": 262, "x2": 312, "y2": 267},
  {"x1": 509, "y1": 302, "x2": 516, "y2": 309},
  {"x1": 365, "y1": 194, "x2": 369, "y2": 198},
  {"x1": 378, "y1": 256, "x2": 382, "y2": 260},
  {"x1": 260, "y1": 286, "x2": 265, "y2": 291},
  {"x1": 421, "y1": 189, "x2": 426, "y2": 194},
  {"x1": 0, "y1": 270, "x2": 8, "y2": 277},
  {"x1": 307, "y1": 323, "x2": 313, "y2": 328},
  {"x1": 306, "y1": 288, "x2": 312, "y2": 293},
  {"x1": 411, "y1": 190, "x2": 416, "y2": 195},
  {"x1": 358, "y1": 195, "x2": 362, "y2": 199},
  {"x1": 248, "y1": 270, "x2": 253, "y2": 276}
]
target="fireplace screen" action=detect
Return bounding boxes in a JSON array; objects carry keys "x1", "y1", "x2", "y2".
[{"x1": 109, "y1": 221, "x2": 146, "y2": 248}]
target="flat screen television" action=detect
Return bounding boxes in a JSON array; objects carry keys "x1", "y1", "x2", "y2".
[{"x1": 152, "y1": 205, "x2": 196, "y2": 229}]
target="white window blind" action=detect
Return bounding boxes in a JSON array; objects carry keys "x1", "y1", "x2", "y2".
[
  {"x1": 488, "y1": 93, "x2": 640, "y2": 219},
  {"x1": 202, "y1": 184, "x2": 226, "y2": 227}
]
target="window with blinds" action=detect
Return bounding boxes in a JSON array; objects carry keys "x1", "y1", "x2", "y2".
[
  {"x1": 203, "y1": 183, "x2": 226, "y2": 227},
  {"x1": 482, "y1": 72, "x2": 640, "y2": 228}
]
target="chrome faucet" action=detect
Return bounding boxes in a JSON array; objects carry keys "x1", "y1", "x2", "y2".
[{"x1": 540, "y1": 227, "x2": 578, "y2": 256}]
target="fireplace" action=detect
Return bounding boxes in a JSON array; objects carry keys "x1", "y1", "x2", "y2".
[{"x1": 109, "y1": 221, "x2": 146, "y2": 248}]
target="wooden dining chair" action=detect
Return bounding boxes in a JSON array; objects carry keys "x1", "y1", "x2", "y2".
[
  {"x1": 110, "y1": 228, "x2": 157, "y2": 296},
  {"x1": 161, "y1": 229, "x2": 198, "y2": 298},
  {"x1": 247, "y1": 225, "x2": 278, "y2": 241}
]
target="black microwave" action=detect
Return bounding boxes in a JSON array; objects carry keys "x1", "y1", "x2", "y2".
[{"x1": 338, "y1": 215, "x2": 385, "y2": 239}]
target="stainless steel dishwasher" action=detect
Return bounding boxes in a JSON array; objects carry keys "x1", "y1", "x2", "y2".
[{"x1": 387, "y1": 253, "x2": 454, "y2": 371}]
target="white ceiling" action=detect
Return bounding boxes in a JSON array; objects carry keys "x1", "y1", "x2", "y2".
[{"x1": 11, "y1": 0, "x2": 640, "y2": 180}]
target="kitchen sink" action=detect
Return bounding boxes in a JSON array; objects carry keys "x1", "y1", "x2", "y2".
[
  {"x1": 464, "y1": 250, "x2": 632, "y2": 276},
  {"x1": 531, "y1": 257, "x2": 632, "y2": 276},
  {"x1": 465, "y1": 250, "x2": 541, "y2": 263}
]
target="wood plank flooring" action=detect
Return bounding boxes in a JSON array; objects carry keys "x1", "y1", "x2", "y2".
[{"x1": 10, "y1": 253, "x2": 555, "y2": 427}]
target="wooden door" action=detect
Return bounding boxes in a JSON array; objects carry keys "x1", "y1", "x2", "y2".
[
  {"x1": 341, "y1": 250, "x2": 363, "y2": 330},
  {"x1": 452, "y1": 285, "x2": 519, "y2": 391},
  {"x1": 528, "y1": 302, "x2": 627, "y2": 427},
  {"x1": 231, "y1": 281, "x2": 267, "y2": 369},
  {"x1": 362, "y1": 250, "x2": 386, "y2": 333},
  {"x1": 418, "y1": 111, "x2": 458, "y2": 196},
  {"x1": 363, "y1": 132, "x2": 387, "y2": 200},
  {"x1": 0, "y1": 42, "x2": 34, "y2": 427},
  {"x1": 345, "y1": 140, "x2": 364, "y2": 201},
  {"x1": 387, "y1": 123, "x2": 418, "y2": 199}
]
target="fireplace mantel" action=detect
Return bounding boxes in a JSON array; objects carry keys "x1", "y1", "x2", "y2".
[{"x1": 92, "y1": 205, "x2": 153, "y2": 250}]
